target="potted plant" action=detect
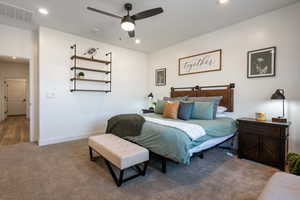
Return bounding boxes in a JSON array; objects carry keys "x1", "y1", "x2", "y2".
[
  {"x1": 78, "y1": 72, "x2": 85, "y2": 79},
  {"x1": 288, "y1": 153, "x2": 300, "y2": 175}
]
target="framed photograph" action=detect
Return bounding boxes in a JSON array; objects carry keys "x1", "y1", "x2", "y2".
[
  {"x1": 178, "y1": 49, "x2": 222, "y2": 76},
  {"x1": 155, "y1": 68, "x2": 166, "y2": 86},
  {"x1": 247, "y1": 47, "x2": 276, "y2": 78}
]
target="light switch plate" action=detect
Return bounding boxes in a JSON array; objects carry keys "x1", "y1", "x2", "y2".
[{"x1": 47, "y1": 92, "x2": 56, "y2": 99}]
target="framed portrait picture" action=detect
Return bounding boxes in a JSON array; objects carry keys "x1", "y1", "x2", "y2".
[
  {"x1": 247, "y1": 47, "x2": 276, "y2": 78},
  {"x1": 178, "y1": 49, "x2": 222, "y2": 76},
  {"x1": 155, "y1": 68, "x2": 166, "y2": 86}
]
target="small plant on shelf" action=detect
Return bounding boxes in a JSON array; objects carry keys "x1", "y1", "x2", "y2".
[{"x1": 77, "y1": 72, "x2": 85, "y2": 79}]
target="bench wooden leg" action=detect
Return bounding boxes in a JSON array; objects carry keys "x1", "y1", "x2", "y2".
[
  {"x1": 142, "y1": 161, "x2": 148, "y2": 176},
  {"x1": 89, "y1": 146, "x2": 96, "y2": 161},
  {"x1": 104, "y1": 159, "x2": 120, "y2": 186},
  {"x1": 135, "y1": 161, "x2": 148, "y2": 176},
  {"x1": 118, "y1": 170, "x2": 124, "y2": 187},
  {"x1": 104, "y1": 159, "x2": 148, "y2": 187}
]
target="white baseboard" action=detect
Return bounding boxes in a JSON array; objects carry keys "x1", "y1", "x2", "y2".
[{"x1": 38, "y1": 131, "x2": 103, "y2": 146}]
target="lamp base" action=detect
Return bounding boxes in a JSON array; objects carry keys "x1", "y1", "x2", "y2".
[{"x1": 272, "y1": 117, "x2": 287, "y2": 123}]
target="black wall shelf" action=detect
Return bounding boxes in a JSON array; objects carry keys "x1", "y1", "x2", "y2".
[
  {"x1": 71, "y1": 67, "x2": 111, "y2": 74},
  {"x1": 70, "y1": 78, "x2": 111, "y2": 83},
  {"x1": 70, "y1": 89, "x2": 110, "y2": 93},
  {"x1": 70, "y1": 44, "x2": 112, "y2": 93},
  {"x1": 70, "y1": 55, "x2": 111, "y2": 65}
]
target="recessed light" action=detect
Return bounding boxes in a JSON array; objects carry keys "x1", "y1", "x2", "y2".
[
  {"x1": 135, "y1": 39, "x2": 141, "y2": 44},
  {"x1": 12, "y1": 56, "x2": 17, "y2": 60},
  {"x1": 219, "y1": 0, "x2": 229, "y2": 4},
  {"x1": 38, "y1": 8, "x2": 49, "y2": 15}
]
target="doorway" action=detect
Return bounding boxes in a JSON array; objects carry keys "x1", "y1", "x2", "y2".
[{"x1": 0, "y1": 56, "x2": 29, "y2": 146}]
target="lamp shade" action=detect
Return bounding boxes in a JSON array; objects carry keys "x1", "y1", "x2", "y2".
[
  {"x1": 148, "y1": 93, "x2": 154, "y2": 99},
  {"x1": 271, "y1": 89, "x2": 285, "y2": 100}
]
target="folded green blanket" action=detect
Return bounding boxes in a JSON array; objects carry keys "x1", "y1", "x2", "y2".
[
  {"x1": 288, "y1": 153, "x2": 300, "y2": 175},
  {"x1": 106, "y1": 114, "x2": 145, "y2": 137}
]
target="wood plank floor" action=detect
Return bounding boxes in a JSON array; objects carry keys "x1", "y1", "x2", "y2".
[{"x1": 0, "y1": 116, "x2": 29, "y2": 146}]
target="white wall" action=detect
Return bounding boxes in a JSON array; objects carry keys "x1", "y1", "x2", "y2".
[
  {"x1": 0, "y1": 61, "x2": 29, "y2": 120},
  {"x1": 148, "y1": 3, "x2": 300, "y2": 153},
  {"x1": 38, "y1": 27, "x2": 148, "y2": 145},
  {"x1": 0, "y1": 24, "x2": 38, "y2": 142}
]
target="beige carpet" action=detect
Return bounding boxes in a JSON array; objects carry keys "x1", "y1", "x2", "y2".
[{"x1": 0, "y1": 139, "x2": 277, "y2": 200}]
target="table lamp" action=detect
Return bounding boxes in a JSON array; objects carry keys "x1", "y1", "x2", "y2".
[
  {"x1": 271, "y1": 89, "x2": 287, "y2": 123},
  {"x1": 147, "y1": 93, "x2": 154, "y2": 111}
]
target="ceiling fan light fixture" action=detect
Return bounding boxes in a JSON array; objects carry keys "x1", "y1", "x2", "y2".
[
  {"x1": 121, "y1": 16, "x2": 135, "y2": 31},
  {"x1": 87, "y1": 4, "x2": 164, "y2": 38}
]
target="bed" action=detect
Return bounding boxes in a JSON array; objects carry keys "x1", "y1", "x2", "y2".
[
  {"x1": 125, "y1": 113, "x2": 236, "y2": 163},
  {"x1": 108, "y1": 83, "x2": 237, "y2": 173}
]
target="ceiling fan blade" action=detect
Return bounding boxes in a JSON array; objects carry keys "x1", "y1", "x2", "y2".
[
  {"x1": 128, "y1": 31, "x2": 135, "y2": 38},
  {"x1": 132, "y1": 7, "x2": 163, "y2": 20},
  {"x1": 87, "y1": 7, "x2": 122, "y2": 19}
]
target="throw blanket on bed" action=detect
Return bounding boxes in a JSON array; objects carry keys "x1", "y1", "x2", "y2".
[
  {"x1": 106, "y1": 114, "x2": 145, "y2": 137},
  {"x1": 144, "y1": 117, "x2": 206, "y2": 140}
]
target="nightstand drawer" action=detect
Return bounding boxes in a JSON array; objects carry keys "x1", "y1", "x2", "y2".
[{"x1": 239, "y1": 122, "x2": 281, "y2": 138}]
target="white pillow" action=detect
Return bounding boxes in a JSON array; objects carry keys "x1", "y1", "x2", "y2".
[
  {"x1": 216, "y1": 113, "x2": 227, "y2": 118},
  {"x1": 217, "y1": 106, "x2": 227, "y2": 114}
]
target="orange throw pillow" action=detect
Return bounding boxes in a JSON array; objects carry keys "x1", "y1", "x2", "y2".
[{"x1": 163, "y1": 101, "x2": 180, "y2": 119}]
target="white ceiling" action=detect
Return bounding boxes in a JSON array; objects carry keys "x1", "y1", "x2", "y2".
[{"x1": 0, "y1": 0, "x2": 299, "y2": 53}]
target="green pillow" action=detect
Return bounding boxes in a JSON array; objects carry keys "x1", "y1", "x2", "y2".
[
  {"x1": 191, "y1": 102, "x2": 214, "y2": 120},
  {"x1": 154, "y1": 100, "x2": 165, "y2": 114}
]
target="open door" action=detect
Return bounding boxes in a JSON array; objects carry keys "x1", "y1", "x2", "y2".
[{"x1": 5, "y1": 79, "x2": 27, "y2": 116}]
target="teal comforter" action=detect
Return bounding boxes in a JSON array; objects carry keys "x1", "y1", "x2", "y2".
[{"x1": 125, "y1": 113, "x2": 237, "y2": 164}]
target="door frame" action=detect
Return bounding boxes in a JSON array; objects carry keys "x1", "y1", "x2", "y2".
[
  {"x1": 4, "y1": 78, "x2": 28, "y2": 117},
  {"x1": 0, "y1": 58, "x2": 35, "y2": 142}
]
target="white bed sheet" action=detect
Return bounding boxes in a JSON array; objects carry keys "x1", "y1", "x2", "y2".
[
  {"x1": 188, "y1": 133, "x2": 235, "y2": 156},
  {"x1": 144, "y1": 116, "x2": 206, "y2": 140}
]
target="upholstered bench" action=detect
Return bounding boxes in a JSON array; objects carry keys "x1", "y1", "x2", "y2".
[
  {"x1": 88, "y1": 134, "x2": 149, "y2": 186},
  {"x1": 258, "y1": 172, "x2": 300, "y2": 200}
]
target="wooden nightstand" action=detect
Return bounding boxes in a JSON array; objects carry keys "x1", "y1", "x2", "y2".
[
  {"x1": 142, "y1": 109, "x2": 154, "y2": 114},
  {"x1": 237, "y1": 118, "x2": 291, "y2": 171}
]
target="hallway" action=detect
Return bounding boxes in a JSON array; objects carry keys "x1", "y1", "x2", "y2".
[{"x1": 0, "y1": 116, "x2": 29, "y2": 146}]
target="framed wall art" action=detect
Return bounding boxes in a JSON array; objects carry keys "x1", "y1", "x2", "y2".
[
  {"x1": 155, "y1": 68, "x2": 166, "y2": 86},
  {"x1": 178, "y1": 49, "x2": 222, "y2": 76},
  {"x1": 247, "y1": 47, "x2": 276, "y2": 78}
]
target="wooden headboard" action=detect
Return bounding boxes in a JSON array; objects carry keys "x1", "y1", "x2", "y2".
[{"x1": 170, "y1": 83, "x2": 235, "y2": 112}]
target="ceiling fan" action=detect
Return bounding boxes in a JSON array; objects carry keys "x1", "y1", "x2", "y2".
[{"x1": 87, "y1": 3, "x2": 164, "y2": 38}]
